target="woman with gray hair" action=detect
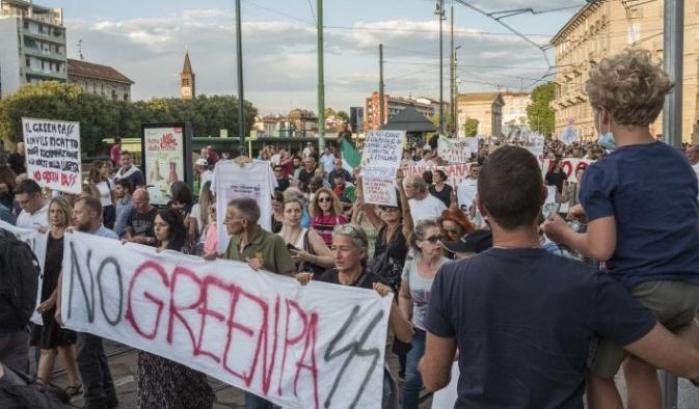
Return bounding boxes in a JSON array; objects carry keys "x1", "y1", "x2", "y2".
[{"x1": 296, "y1": 223, "x2": 413, "y2": 409}]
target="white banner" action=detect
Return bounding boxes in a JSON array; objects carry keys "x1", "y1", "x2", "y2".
[
  {"x1": 361, "y1": 130, "x2": 405, "y2": 206},
  {"x1": 0, "y1": 220, "x2": 47, "y2": 324},
  {"x1": 213, "y1": 160, "x2": 276, "y2": 253},
  {"x1": 143, "y1": 126, "x2": 186, "y2": 205},
  {"x1": 403, "y1": 163, "x2": 475, "y2": 209},
  {"x1": 437, "y1": 136, "x2": 472, "y2": 164},
  {"x1": 542, "y1": 158, "x2": 593, "y2": 184},
  {"x1": 61, "y1": 232, "x2": 392, "y2": 409},
  {"x1": 23, "y1": 118, "x2": 82, "y2": 194}
]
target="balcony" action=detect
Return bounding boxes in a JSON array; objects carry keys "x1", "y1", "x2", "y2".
[
  {"x1": 23, "y1": 46, "x2": 65, "y2": 62},
  {"x1": 25, "y1": 67, "x2": 67, "y2": 81},
  {"x1": 22, "y1": 29, "x2": 65, "y2": 44}
]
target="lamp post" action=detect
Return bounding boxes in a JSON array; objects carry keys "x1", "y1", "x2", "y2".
[{"x1": 436, "y1": 0, "x2": 445, "y2": 134}]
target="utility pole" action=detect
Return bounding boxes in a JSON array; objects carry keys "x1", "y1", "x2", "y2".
[
  {"x1": 235, "y1": 0, "x2": 245, "y2": 150},
  {"x1": 454, "y1": 45, "x2": 461, "y2": 137},
  {"x1": 450, "y1": 5, "x2": 454, "y2": 136},
  {"x1": 379, "y1": 43, "x2": 385, "y2": 129},
  {"x1": 661, "y1": 0, "x2": 683, "y2": 407},
  {"x1": 317, "y1": 0, "x2": 325, "y2": 151},
  {"x1": 436, "y1": 0, "x2": 445, "y2": 134}
]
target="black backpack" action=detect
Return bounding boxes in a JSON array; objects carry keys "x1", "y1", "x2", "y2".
[
  {"x1": 0, "y1": 229, "x2": 40, "y2": 330},
  {"x1": 0, "y1": 365, "x2": 72, "y2": 409}
]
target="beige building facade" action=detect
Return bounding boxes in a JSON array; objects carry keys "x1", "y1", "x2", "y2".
[
  {"x1": 551, "y1": 0, "x2": 698, "y2": 142},
  {"x1": 457, "y1": 92, "x2": 504, "y2": 137},
  {"x1": 502, "y1": 91, "x2": 531, "y2": 128}
]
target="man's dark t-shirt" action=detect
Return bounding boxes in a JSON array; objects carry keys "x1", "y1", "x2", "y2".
[
  {"x1": 8, "y1": 153, "x2": 25, "y2": 175},
  {"x1": 315, "y1": 268, "x2": 384, "y2": 289},
  {"x1": 275, "y1": 177, "x2": 290, "y2": 193},
  {"x1": 125, "y1": 207, "x2": 158, "y2": 240},
  {"x1": 298, "y1": 167, "x2": 317, "y2": 191},
  {"x1": 426, "y1": 248, "x2": 656, "y2": 409},
  {"x1": 545, "y1": 169, "x2": 567, "y2": 194}
]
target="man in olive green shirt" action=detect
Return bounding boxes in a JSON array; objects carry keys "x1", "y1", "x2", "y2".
[{"x1": 224, "y1": 197, "x2": 295, "y2": 276}]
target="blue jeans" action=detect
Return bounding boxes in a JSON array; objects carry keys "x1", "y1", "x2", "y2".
[
  {"x1": 401, "y1": 329, "x2": 426, "y2": 409},
  {"x1": 244, "y1": 392, "x2": 279, "y2": 409}
]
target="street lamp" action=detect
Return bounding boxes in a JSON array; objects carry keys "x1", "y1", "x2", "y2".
[{"x1": 435, "y1": 0, "x2": 446, "y2": 134}]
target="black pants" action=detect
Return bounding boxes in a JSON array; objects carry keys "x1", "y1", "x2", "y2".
[
  {"x1": 76, "y1": 333, "x2": 116, "y2": 409},
  {"x1": 102, "y1": 205, "x2": 116, "y2": 230}
]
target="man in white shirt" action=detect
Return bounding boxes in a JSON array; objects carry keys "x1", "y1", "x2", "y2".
[
  {"x1": 403, "y1": 175, "x2": 447, "y2": 223},
  {"x1": 14, "y1": 179, "x2": 49, "y2": 230},
  {"x1": 457, "y1": 163, "x2": 480, "y2": 213},
  {"x1": 194, "y1": 158, "x2": 213, "y2": 195},
  {"x1": 319, "y1": 146, "x2": 336, "y2": 175}
]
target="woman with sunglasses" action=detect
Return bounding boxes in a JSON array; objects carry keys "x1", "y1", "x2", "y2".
[
  {"x1": 399, "y1": 219, "x2": 449, "y2": 409},
  {"x1": 279, "y1": 197, "x2": 334, "y2": 274},
  {"x1": 310, "y1": 187, "x2": 347, "y2": 246}
]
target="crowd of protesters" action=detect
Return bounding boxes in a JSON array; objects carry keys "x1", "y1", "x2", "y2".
[{"x1": 2, "y1": 49, "x2": 699, "y2": 409}]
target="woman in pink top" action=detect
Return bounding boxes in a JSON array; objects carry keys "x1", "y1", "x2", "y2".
[{"x1": 310, "y1": 187, "x2": 347, "y2": 246}]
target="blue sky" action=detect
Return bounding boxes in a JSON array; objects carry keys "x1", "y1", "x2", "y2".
[{"x1": 45, "y1": 0, "x2": 581, "y2": 114}]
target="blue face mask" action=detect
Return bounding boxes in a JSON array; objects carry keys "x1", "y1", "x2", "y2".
[{"x1": 598, "y1": 132, "x2": 617, "y2": 150}]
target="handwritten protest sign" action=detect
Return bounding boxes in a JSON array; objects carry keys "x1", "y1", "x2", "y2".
[
  {"x1": 0, "y1": 220, "x2": 46, "y2": 325},
  {"x1": 143, "y1": 125, "x2": 186, "y2": 205},
  {"x1": 362, "y1": 130, "x2": 405, "y2": 206},
  {"x1": 542, "y1": 158, "x2": 593, "y2": 183},
  {"x1": 61, "y1": 232, "x2": 392, "y2": 409},
  {"x1": 23, "y1": 118, "x2": 82, "y2": 194},
  {"x1": 437, "y1": 136, "x2": 472, "y2": 164},
  {"x1": 213, "y1": 160, "x2": 276, "y2": 253}
]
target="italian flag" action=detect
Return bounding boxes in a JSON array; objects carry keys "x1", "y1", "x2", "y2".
[{"x1": 341, "y1": 138, "x2": 361, "y2": 172}]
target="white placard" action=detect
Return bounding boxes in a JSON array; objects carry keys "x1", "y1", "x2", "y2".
[
  {"x1": 542, "y1": 158, "x2": 593, "y2": 184},
  {"x1": 0, "y1": 220, "x2": 47, "y2": 325},
  {"x1": 559, "y1": 126, "x2": 578, "y2": 146},
  {"x1": 213, "y1": 160, "x2": 276, "y2": 253},
  {"x1": 23, "y1": 118, "x2": 82, "y2": 194},
  {"x1": 143, "y1": 126, "x2": 185, "y2": 205},
  {"x1": 61, "y1": 232, "x2": 392, "y2": 409},
  {"x1": 361, "y1": 131, "x2": 405, "y2": 206},
  {"x1": 403, "y1": 163, "x2": 476, "y2": 210},
  {"x1": 437, "y1": 136, "x2": 472, "y2": 164}
]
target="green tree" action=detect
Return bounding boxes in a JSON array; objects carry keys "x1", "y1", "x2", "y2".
[
  {"x1": 527, "y1": 82, "x2": 555, "y2": 137},
  {"x1": 463, "y1": 118, "x2": 479, "y2": 137},
  {"x1": 336, "y1": 110, "x2": 349, "y2": 122}
]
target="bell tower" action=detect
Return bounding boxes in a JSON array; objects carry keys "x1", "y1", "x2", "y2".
[{"x1": 180, "y1": 51, "x2": 195, "y2": 100}]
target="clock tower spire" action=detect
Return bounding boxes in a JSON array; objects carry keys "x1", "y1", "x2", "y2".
[{"x1": 180, "y1": 51, "x2": 195, "y2": 100}]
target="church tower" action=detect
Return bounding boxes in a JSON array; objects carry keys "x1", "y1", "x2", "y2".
[{"x1": 180, "y1": 51, "x2": 195, "y2": 100}]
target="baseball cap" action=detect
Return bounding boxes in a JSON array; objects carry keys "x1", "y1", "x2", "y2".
[
  {"x1": 442, "y1": 229, "x2": 492, "y2": 255},
  {"x1": 195, "y1": 158, "x2": 208, "y2": 167}
]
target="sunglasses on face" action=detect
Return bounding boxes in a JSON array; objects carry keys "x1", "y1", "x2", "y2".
[
  {"x1": 318, "y1": 197, "x2": 332, "y2": 203},
  {"x1": 424, "y1": 235, "x2": 445, "y2": 244},
  {"x1": 378, "y1": 206, "x2": 399, "y2": 212}
]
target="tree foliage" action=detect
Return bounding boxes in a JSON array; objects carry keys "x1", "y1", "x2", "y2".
[
  {"x1": 463, "y1": 118, "x2": 479, "y2": 137},
  {"x1": 0, "y1": 82, "x2": 258, "y2": 156},
  {"x1": 526, "y1": 82, "x2": 555, "y2": 137}
]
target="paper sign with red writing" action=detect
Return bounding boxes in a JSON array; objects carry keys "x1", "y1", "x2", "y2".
[
  {"x1": 23, "y1": 118, "x2": 82, "y2": 194},
  {"x1": 144, "y1": 126, "x2": 185, "y2": 205},
  {"x1": 542, "y1": 158, "x2": 594, "y2": 184},
  {"x1": 61, "y1": 232, "x2": 391, "y2": 409},
  {"x1": 361, "y1": 130, "x2": 405, "y2": 206}
]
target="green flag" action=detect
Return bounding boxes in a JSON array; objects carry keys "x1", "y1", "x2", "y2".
[{"x1": 341, "y1": 138, "x2": 361, "y2": 171}]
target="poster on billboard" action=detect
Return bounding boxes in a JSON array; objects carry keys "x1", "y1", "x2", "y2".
[{"x1": 141, "y1": 123, "x2": 192, "y2": 205}]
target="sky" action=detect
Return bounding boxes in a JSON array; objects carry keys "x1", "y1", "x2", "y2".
[{"x1": 48, "y1": 0, "x2": 582, "y2": 114}]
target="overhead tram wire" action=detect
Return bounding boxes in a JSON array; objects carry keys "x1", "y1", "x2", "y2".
[{"x1": 241, "y1": 0, "x2": 314, "y2": 25}]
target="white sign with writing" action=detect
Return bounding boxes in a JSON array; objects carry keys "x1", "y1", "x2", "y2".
[
  {"x1": 542, "y1": 158, "x2": 593, "y2": 184},
  {"x1": 61, "y1": 232, "x2": 392, "y2": 409},
  {"x1": 437, "y1": 136, "x2": 472, "y2": 164},
  {"x1": 362, "y1": 131, "x2": 405, "y2": 206},
  {"x1": 403, "y1": 163, "x2": 476, "y2": 210},
  {"x1": 23, "y1": 118, "x2": 82, "y2": 194}
]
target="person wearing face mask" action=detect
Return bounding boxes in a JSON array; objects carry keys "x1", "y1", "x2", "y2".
[{"x1": 542, "y1": 49, "x2": 699, "y2": 409}]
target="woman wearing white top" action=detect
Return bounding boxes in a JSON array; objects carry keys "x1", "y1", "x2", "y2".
[
  {"x1": 277, "y1": 197, "x2": 333, "y2": 273},
  {"x1": 399, "y1": 219, "x2": 450, "y2": 409},
  {"x1": 88, "y1": 161, "x2": 115, "y2": 228}
]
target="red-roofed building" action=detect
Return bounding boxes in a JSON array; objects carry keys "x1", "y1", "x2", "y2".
[{"x1": 67, "y1": 58, "x2": 134, "y2": 101}]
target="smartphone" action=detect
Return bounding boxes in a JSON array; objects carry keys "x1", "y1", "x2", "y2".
[
  {"x1": 286, "y1": 243, "x2": 300, "y2": 253},
  {"x1": 542, "y1": 202, "x2": 560, "y2": 220}
]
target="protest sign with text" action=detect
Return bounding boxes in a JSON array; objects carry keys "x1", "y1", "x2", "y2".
[
  {"x1": 23, "y1": 118, "x2": 82, "y2": 194},
  {"x1": 403, "y1": 163, "x2": 475, "y2": 208},
  {"x1": 542, "y1": 158, "x2": 593, "y2": 184},
  {"x1": 437, "y1": 136, "x2": 472, "y2": 164},
  {"x1": 0, "y1": 220, "x2": 46, "y2": 325},
  {"x1": 61, "y1": 232, "x2": 392, "y2": 409},
  {"x1": 362, "y1": 130, "x2": 405, "y2": 206},
  {"x1": 213, "y1": 160, "x2": 276, "y2": 253}
]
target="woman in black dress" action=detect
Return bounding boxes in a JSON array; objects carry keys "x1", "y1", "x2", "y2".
[
  {"x1": 136, "y1": 208, "x2": 214, "y2": 409},
  {"x1": 30, "y1": 196, "x2": 82, "y2": 394}
]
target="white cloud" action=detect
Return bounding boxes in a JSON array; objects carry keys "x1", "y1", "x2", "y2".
[{"x1": 64, "y1": 8, "x2": 559, "y2": 113}]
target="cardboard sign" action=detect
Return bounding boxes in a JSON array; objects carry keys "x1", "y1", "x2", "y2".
[
  {"x1": 437, "y1": 136, "x2": 472, "y2": 164},
  {"x1": 23, "y1": 118, "x2": 82, "y2": 194},
  {"x1": 362, "y1": 131, "x2": 405, "y2": 206},
  {"x1": 542, "y1": 158, "x2": 593, "y2": 184},
  {"x1": 61, "y1": 232, "x2": 392, "y2": 409}
]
